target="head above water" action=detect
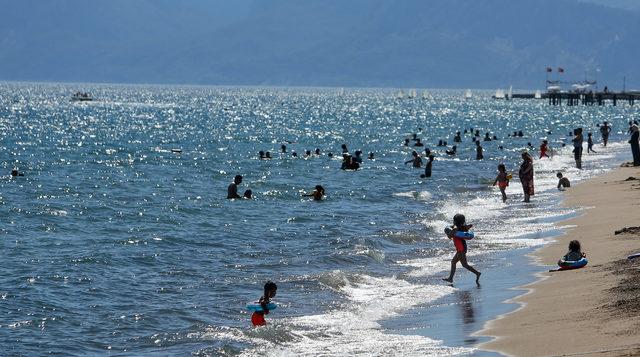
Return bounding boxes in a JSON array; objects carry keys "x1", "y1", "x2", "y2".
[
  {"x1": 234, "y1": 175, "x2": 243, "y2": 184},
  {"x1": 557, "y1": 172, "x2": 563, "y2": 178},
  {"x1": 453, "y1": 213, "x2": 466, "y2": 228}
]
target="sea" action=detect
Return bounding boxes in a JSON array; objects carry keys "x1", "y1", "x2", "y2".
[{"x1": 0, "y1": 83, "x2": 635, "y2": 356}]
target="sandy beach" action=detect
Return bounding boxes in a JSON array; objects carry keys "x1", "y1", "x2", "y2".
[{"x1": 478, "y1": 164, "x2": 640, "y2": 356}]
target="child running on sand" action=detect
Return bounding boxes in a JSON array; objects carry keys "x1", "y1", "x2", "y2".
[
  {"x1": 251, "y1": 281, "x2": 278, "y2": 326},
  {"x1": 493, "y1": 163, "x2": 509, "y2": 202},
  {"x1": 442, "y1": 214, "x2": 481, "y2": 285}
]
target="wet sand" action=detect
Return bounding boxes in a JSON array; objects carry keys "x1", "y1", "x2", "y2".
[
  {"x1": 478, "y1": 165, "x2": 640, "y2": 356},
  {"x1": 384, "y1": 247, "x2": 540, "y2": 356}
]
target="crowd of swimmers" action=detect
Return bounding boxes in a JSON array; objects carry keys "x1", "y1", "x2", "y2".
[
  {"x1": 227, "y1": 119, "x2": 636, "y2": 206},
  {"x1": 229, "y1": 118, "x2": 637, "y2": 326}
]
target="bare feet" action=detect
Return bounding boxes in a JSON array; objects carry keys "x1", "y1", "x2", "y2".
[
  {"x1": 475, "y1": 272, "x2": 481, "y2": 285},
  {"x1": 442, "y1": 277, "x2": 453, "y2": 283}
]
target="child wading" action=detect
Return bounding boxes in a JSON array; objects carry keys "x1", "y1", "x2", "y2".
[
  {"x1": 442, "y1": 214, "x2": 481, "y2": 285},
  {"x1": 493, "y1": 163, "x2": 509, "y2": 202},
  {"x1": 251, "y1": 281, "x2": 278, "y2": 326}
]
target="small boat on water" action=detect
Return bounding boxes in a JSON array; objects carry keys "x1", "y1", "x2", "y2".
[
  {"x1": 71, "y1": 92, "x2": 93, "y2": 102},
  {"x1": 464, "y1": 89, "x2": 472, "y2": 99},
  {"x1": 493, "y1": 89, "x2": 505, "y2": 99}
]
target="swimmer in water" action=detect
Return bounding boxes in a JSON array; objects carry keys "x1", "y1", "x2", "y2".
[
  {"x1": 353, "y1": 150, "x2": 363, "y2": 163},
  {"x1": 243, "y1": 189, "x2": 253, "y2": 199},
  {"x1": 442, "y1": 214, "x2": 481, "y2": 285},
  {"x1": 227, "y1": 175, "x2": 243, "y2": 199},
  {"x1": 11, "y1": 169, "x2": 24, "y2": 177},
  {"x1": 368, "y1": 152, "x2": 375, "y2": 160},
  {"x1": 251, "y1": 281, "x2": 278, "y2": 326},
  {"x1": 405, "y1": 150, "x2": 422, "y2": 168},
  {"x1": 303, "y1": 185, "x2": 325, "y2": 201},
  {"x1": 446, "y1": 145, "x2": 457, "y2": 155}
]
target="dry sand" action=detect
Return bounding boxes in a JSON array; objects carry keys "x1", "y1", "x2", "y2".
[{"x1": 478, "y1": 165, "x2": 640, "y2": 357}]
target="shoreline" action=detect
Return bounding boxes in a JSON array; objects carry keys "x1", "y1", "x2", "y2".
[{"x1": 477, "y1": 163, "x2": 640, "y2": 356}]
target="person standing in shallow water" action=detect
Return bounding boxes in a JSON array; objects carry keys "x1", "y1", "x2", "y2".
[
  {"x1": 475, "y1": 141, "x2": 483, "y2": 160},
  {"x1": 227, "y1": 175, "x2": 243, "y2": 199},
  {"x1": 518, "y1": 152, "x2": 534, "y2": 202},
  {"x1": 405, "y1": 150, "x2": 422, "y2": 168},
  {"x1": 572, "y1": 128, "x2": 584, "y2": 169},
  {"x1": 630, "y1": 124, "x2": 640, "y2": 166},
  {"x1": 599, "y1": 121, "x2": 611, "y2": 147},
  {"x1": 421, "y1": 155, "x2": 434, "y2": 178}
]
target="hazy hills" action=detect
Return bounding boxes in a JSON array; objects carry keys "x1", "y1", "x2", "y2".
[{"x1": 1, "y1": 0, "x2": 638, "y2": 89}]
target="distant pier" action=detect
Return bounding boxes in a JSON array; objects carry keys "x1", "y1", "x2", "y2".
[{"x1": 511, "y1": 92, "x2": 640, "y2": 106}]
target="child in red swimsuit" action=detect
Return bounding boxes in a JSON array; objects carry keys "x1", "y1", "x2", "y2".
[
  {"x1": 251, "y1": 281, "x2": 277, "y2": 326},
  {"x1": 539, "y1": 140, "x2": 550, "y2": 159},
  {"x1": 493, "y1": 163, "x2": 509, "y2": 202},
  {"x1": 442, "y1": 214, "x2": 481, "y2": 285}
]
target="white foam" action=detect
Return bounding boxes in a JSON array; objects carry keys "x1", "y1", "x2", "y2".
[
  {"x1": 240, "y1": 275, "x2": 473, "y2": 356},
  {"x1": 393, "y1": 190, "x2": 432, "y2": 201}
]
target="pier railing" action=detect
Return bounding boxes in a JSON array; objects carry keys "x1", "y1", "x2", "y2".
[{"x1": 510, "y1": 92, "x2": 638, "y2": 106}]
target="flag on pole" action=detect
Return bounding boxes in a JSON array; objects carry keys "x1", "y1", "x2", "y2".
[{"x1": 558, "y1": 67, "x2": 565, "y2": 73}]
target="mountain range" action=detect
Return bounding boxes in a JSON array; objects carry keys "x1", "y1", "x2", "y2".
[{"x1": 1, "y1": 0, "x2": 638, "y2": 89}]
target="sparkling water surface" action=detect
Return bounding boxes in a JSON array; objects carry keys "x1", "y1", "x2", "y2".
[{"x1": 0, "y1": 83, "x2": 635, "y2": 355}]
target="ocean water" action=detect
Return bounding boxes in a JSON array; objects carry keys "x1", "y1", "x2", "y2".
[{"x1": 0, "y1": 83, "x2": 635, "y2": 356}]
